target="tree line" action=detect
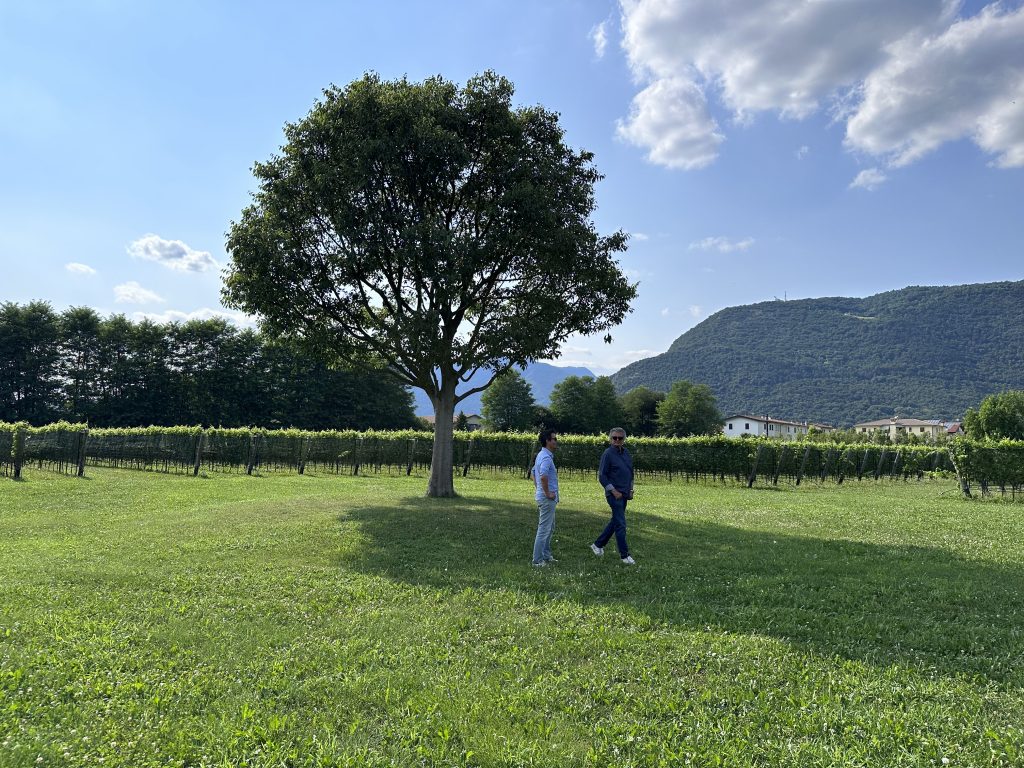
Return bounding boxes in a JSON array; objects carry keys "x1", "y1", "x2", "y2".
[
  {"x1": 480, "y1": 370, "x2": 723, "y2": 437},
  {"x1": 0, "y1": 302, "x2": 418, "y2": 429}
]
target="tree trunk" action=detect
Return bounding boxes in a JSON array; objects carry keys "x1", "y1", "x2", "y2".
[{"x1": 427, "y1": 385, "x2": 457, "y2": 497}]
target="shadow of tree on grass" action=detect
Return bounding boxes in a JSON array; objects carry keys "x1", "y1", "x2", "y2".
[{"x1": 337, "y1": 491, "x2": 1024, "y2": 685}]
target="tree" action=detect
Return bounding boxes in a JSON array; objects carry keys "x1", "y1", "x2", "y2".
[
  {"x1": 963, "y1": 391, "x2": 1024, "y2": 440},
  {"x1": 222, "y1": 72, "x2": 635, "y2": 495},
  {"x1": 549, "y1": 375, "x2": 623, "y2": 434},
  {"x1": 656, "y1": 380, "x2": 723, "y2": 437},
  {"x1": 0, "y1": 301, "x2": 61, "y2": 424},
  {"x1": 481, "y1": 369, "x2": 536, "y2": 431},
  {"x1": 620, "y1": 386, "x2": 664, "y2": 437}
]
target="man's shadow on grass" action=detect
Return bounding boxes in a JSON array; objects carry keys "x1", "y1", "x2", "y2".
[{"x1": 337, "y1": 491, "x2": 1024, "y2": 685}]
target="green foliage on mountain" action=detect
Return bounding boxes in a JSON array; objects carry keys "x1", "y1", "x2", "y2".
[{"x1": 612, "y1": 280, "x2": 1024, "y2": 427}]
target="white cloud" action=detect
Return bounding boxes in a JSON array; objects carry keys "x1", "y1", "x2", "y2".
[
  {"x1": 65, "y1": 262, "x2": 96, "y2": 275},
  {"x1": 845, "y1": 4, "x2": 1024, "y2": 168},
  {"x1": 796, "y1": 145, "x2": 810, "y2": 160},
  {"x1": 631, "y1": 232, "x2": 650, "y2": 241},
  {"x1": 590, "y1": 20, "x2": 609, "y2": 58},
  {"x1": 689, "y1": 305, "x2": 703, "y2": 318},
  {"x1": 127, "y1": 233, "x2": 218, "y2": 273},
  {"x1": 616, "y1": 77, "x2": 724, "y2": 169},
  {"x1": 114, "y1": 281, "x2": 165, "y2": 305},
  {"x1": 660, "y1": 307, "x2": 670, "y2": 317},
  {"x1": 849, "y1": 168, "x2": 888, "y2": 191},
  {"x1": 132, "y1": 307, "x2": 256, "y2": 327},
  {"x1": 688, "y1": 236, "x2": 755, "y2": 253},
  {"x1": 616, "y1": 0, "x2": 1024, "y2": 171}
]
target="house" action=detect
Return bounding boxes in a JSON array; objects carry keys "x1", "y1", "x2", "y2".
[
  {"x1": 945, "y1": 422, "x2": 964, "y2": 437},
  {"x1": 852, "y1": 417, "x2": 948, "y2": 441},
  {"x1": 722, "y1": 414, "x2": 810, "y2": 440}
]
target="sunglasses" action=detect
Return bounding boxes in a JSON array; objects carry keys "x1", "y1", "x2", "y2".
[{"x1": 611, "y1": 436, "x2": 625, "y2": 441}]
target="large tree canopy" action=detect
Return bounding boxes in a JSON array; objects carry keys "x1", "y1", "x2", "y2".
[
  {"x1": 963, "y1": 390, "x2": 1024, "y2": 440},
  {"x1": 223, "y1": 72, "x2": 636, "y2": 496}
]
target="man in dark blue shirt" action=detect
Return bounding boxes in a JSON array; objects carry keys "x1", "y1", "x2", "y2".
[{"x1": 591, "y1": 427, "x2": 636, "y2": 565}]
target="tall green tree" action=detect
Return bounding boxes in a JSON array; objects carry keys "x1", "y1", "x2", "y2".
[
  {"x1": 481, "y1": 369, "x2": 536, "y2": 431},
  {"x1": 549, "y1": 375, "x2": 623, "y2": 435},
  {"x1": 656, "y1": 380, "x2": 723, "y2": 437},
  {"x1": 0, "y1": 301, "x2": 61, "y2": 424},
  {"x1": 222, "y1": 72, "x2": 636, "y2": 496},
  {"x1": 58, "y1": 307, "x2": 103, "y2": 423},
  {"x1": 963, "y1": 390, "x2": 1024, "y2": 440},
  {"x1": 620, "y1": 386, "x2": 664, "y2": 437}
]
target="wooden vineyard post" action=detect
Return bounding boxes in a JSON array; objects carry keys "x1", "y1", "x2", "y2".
[
  {"x1": 193, "y1": 430, "x2": 206, "y2": 477},
  {"x1": 462, "y1": 437, "x2": 475, "y2": 477},
  {"x1": 873, "y1": 448, "x2": 888, "y2": 480},
  {"x1": 821, "y1": 447, "x2": 836, "y2": 481},
  {"x1": 297, "y1": 436, "x2": 309, "y2": 475},
  {"x1": 795, "y1": 445, "x2": 811, "y2": 486},
  {"x1": 353, "y1": 436, "x2": 362, "y2": 476},
  {"x1": 857, "y1": 449, "x2": 871, "y2": 480},
  {"x1": 76, "y1": 428, "x2": 89, "y2": 477},
  {"x1": 406, "y1": 439, "x2": 415, "y2": 476},
  {"x1": 773, "y1": 446, "x2": 790, "y2": 486},
  {"x1": 13, "y1": 424, "x2": 26, "y2": 480},
  {"x1": 246, "y1": 432, "x2": 261, "y2": 476},
  {"x1": 747, "y1": 444, "x2": 765, "y2": 488}
]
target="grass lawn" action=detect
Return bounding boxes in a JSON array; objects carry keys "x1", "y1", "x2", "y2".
[{"x1": 2, "y1": 468, "x2": 1023, "y2": 767}]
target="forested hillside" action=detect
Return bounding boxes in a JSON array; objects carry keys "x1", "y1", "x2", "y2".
[{"x1": 611, "y1": 280, "x2": 1024, "y2": 427}]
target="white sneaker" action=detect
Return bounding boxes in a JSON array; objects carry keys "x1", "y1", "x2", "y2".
[
  {"x1": 532, "y1": 561, "x2": 546, "y2": 568},
  {"x1": 621, "y1": 556, "x2": 636, "y2": 565},
  {"x1": 590, "y1": 543, "x2": 604, "y2": 557}
]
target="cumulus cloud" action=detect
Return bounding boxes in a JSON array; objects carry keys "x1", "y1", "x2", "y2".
[
  {"x1": 65, "y1": 262, "x2": 96, "y2": 275},
  {"x1": 616, "y1": 0, "x2": 1023, "y2": 171},
  {"x1": 689, "y1": 305, "x2": 703, "y2": 318},
  {"x1": 132, "y1": 307, "x2": 256, "y2": 327},
  {"x1": 845, "y1": 4, "x2": 1024, "y2": 168},
  {"x1": 127, "y1": 234, "x2": 218, "y2": 273},
  {"x1": 631, "y1": 232, "x2": 650, "y2": 241},
  {"x1": 114, "y1": 281, "x2": 165, "y2": 305},
  {"x1": 849, "y1": 168, "x2": 888, "y2": 190},
  {"x1": 688, "y1": 236, "x2": 755, "y2": 253},
  {"x1": 590, "y1": 19, "x2": 609, "y2": 58},
  {"x1": 617, "y1": 77, "x2": 724, "y2": 169}
]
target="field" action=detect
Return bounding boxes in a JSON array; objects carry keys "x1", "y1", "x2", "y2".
[{"x1": 2, "y1": 469, "x2": 1023, "y2": 767}]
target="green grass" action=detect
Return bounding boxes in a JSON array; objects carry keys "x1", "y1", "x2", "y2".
[{"x1": 2, "y1": 469, "x2": 1023, "y2": 767}]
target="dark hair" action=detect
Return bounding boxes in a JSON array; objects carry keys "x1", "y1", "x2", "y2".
[{"x1": 538, "y1": 429, "x2": 556, "y2": 446}]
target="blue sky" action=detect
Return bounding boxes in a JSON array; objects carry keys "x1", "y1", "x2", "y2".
[{"x1": 2, "y1": 0, "x2": 1022, "y2": 375}]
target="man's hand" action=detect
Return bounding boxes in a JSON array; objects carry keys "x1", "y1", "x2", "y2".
[
  {"x1": 546, "y1": 491, "x2": 555, "y2": 500},
  {"x1": 611, "y1": 489, "x2": 623, "y2": 500}
]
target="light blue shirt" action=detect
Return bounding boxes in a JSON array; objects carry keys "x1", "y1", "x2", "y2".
[{"x1": 533, "y1": 446, "x2": 558, "y2": 502}]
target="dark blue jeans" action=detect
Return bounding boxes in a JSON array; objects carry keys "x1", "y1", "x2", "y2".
[{"x1": 596, "y1": 492, "x2": 629, "y2": 557}]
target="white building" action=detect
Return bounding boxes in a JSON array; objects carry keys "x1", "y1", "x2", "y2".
[
  {"x1": 722, "y1": 414, "x2": 809, "y2": 440},
  {"x1": 852, "y1": 417, "x2": 949, "y2": 441}
]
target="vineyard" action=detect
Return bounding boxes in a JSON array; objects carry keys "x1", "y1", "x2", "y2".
[{"x1": 4, "y1": 420, "x2": 1021, "y2": 496}]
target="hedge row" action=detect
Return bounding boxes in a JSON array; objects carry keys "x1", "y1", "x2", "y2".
[
  {"x1": 1, "y1": 422, "x2": 967, "y2": 488},
  {"x1": 948, "y1": 439, "x2": 1024, "y2": 498}
]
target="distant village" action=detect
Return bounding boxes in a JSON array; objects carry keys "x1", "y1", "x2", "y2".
[
  {"x1": 435, "y1": 413, "x2": 965, "y2": 441},
  {"x1": 720, "y1": 415, "x2": 963, "y2": 441}
]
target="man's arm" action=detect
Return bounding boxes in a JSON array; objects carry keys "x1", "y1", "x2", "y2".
[{"x1": 599, "y1": 449, "x2": 623, "y2": 499}]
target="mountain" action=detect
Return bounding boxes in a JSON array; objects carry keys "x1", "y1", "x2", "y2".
[
  {"x1": 611, "y1": 280, "x2": 1024, "y2": 427},
  {"x1": 411, "y1": 362, "x2": 595, "y2": 417}
]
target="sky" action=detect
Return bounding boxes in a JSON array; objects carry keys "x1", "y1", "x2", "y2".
[{"x1": 2, "y1": 0, "x2": 1022, "y2": 375}]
